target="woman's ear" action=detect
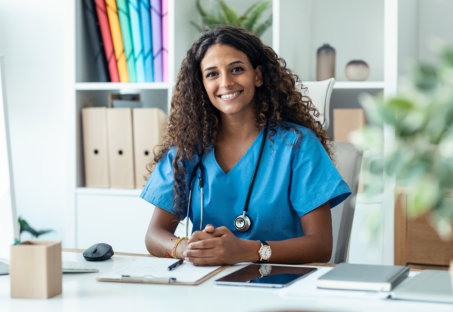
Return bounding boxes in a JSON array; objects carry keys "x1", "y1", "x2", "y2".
[{"x1": 255, "y1": 66, "x2": 263, "y2": 87}]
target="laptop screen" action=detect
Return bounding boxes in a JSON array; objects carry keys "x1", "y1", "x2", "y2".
[{"x1": 0, "y1": 56, "x2": 20, "y2": 262}]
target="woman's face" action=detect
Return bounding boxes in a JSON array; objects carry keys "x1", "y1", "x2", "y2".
[{"x1": 200, "y1": 44, "x2": 262, "y2": 119}]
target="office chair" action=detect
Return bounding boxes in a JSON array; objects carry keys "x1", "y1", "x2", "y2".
[
  {"x1": 296, "y1": 78, "x2": 335, "y2": 130},
  {"x1": 329, "y1": 141, "x2": 363, "y2": 263}
]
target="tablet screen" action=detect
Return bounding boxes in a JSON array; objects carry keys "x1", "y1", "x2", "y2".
[{"x1": 215, "y1": 264, "x2": 317, "y2": 288}]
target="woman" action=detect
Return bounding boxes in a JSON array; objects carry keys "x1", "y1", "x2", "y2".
[{"x1": 141, "y1": 25, "x2": 350, "y2": 265}]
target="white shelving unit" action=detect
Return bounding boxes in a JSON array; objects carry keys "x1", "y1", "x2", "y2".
[{"x1": 67, "y1": 0, "x2": 401, "y2": 256}]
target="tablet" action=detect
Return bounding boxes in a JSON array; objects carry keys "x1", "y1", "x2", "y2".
[{"x1": 215, "y1": 264, "x2": 317, "y2": 288}]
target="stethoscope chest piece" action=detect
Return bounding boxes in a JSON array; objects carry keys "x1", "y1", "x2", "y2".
[{"x1": 234, "y1": 213, "x2": 252, "y2": 232}]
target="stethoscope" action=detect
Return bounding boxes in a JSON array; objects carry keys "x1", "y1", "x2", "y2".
[{"x1": 185, "y1": 126, "x2": 268, "y2": 236}]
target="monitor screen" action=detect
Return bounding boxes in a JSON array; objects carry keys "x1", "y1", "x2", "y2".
[{"x1": 0, "y1": 56, "x2": 20, "y2": 262}]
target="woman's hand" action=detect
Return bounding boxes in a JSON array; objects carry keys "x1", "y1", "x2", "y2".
[{"x1": 183, "y1": 225, "x2": 259, "y2": 266}]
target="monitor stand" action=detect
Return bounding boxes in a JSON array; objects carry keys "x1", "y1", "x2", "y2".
[{"x1": 0, "y1": 260, "x2": 9, "y2": 275}]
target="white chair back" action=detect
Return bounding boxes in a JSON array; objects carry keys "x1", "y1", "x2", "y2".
[
  {"x1": 296, "y1": 78, "x2": 335, "y2": 129},
  {"x1": 329, "y1": 141, "x2": 362, "y2": 263}
]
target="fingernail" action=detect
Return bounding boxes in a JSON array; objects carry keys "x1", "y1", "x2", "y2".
[{"x1": 183, "y1": 251, "x2": 187, "y2": 257}]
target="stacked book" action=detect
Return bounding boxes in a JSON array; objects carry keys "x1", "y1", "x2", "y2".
[{"x1": 83, "y1": 0, "x2": 168, "y2": 83}]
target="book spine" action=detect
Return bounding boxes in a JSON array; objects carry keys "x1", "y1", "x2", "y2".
[
  {"x1": 150, "y1": 0, "x2": 162, "y2": 82},
  {"x1": 129, "y1": 0, "x2": 146, "y2": 82},
  {"x1": 106, "y1": 0, "x2": 130, "y2": 82},
  {"x1": 94, "y1": 0, "x2": 120, "y2": 82},
  {"x1": 140, "y1": 0, "x2": 154, "y2": 82},
  {"x1": 116, "y1": 0, "x2": 137, "y2": 82},
  {"x1": 162, "y1": 0, "x2": 168, "y2": 82},
  {"x1": 83, "y1": 0, "x2": 110, "y2": 82}
]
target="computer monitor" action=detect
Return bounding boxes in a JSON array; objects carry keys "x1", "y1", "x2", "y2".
[{"x1": 0, "y1": 56, "x2": 20, "y2": 274}]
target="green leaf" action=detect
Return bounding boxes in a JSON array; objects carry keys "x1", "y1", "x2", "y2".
[
  {"x1": 18, "y1": 216, "x2": 53, "y2": 238},
  {"x1": 414, "y1": 63, "x2": 438, "y2": 91},
  {"x1": 253, "y1": 14, "x2": 273, "y2": 37},
  {"x1": 219, "y1": 0, "x2": 239, "y2": 25},
  {"x1": 243, "y1": 1, "x2": 271, "y2": 31},
  {"x1": 239, "y1": 2, "x2": 259, "y2": 22}
]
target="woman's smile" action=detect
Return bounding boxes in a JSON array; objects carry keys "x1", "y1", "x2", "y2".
[{"x1": 218, "y1": 90, "x2": 243, "y2": 101}]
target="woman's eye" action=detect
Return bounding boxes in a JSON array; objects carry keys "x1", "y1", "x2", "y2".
[
  {"x1": 206, "y1": 71, "x2": 218, "y2": 79},
  {"x1": 232, "y1": 66, "x2": 244, "y2": 73}
]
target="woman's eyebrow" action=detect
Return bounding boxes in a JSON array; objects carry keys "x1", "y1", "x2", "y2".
[{"x1": 202, "y1": 60, "x2": 245, "y2": 72}]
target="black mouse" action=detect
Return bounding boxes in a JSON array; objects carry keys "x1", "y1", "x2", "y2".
[{"x1": 83, "y1": 243, "x2": 114, "y2": 261}]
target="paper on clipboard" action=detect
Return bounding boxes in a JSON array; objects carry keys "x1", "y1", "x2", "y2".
[{"x1": 97, "y1": 257, "x2": 224, "y2": 285}]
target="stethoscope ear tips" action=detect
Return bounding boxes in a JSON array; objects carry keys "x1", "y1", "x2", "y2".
[{"x1": 234, "y1": 214, "x2": 252, "y2": 232}]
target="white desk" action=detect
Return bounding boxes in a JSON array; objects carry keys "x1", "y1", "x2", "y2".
[{"x1": 1, "y1": 252, "x2": 452, "y2": 312}]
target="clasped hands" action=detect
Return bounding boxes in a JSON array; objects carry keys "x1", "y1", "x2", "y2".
[{"x1": 181, "y1": 224, "x2": 256, "y2": 266}]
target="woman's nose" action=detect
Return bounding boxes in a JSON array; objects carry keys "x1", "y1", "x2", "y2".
[{"x1": 220, "y1": 73, "x2": 234, "y2": 88}]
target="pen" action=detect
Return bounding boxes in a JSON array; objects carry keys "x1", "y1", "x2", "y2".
[{"x1": 168, "y1": 259, "x2": 184, "y2": 271}]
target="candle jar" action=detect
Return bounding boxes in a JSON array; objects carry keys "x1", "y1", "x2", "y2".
[{"x1": 345, "y1": 60, "x2": 370, "y2": 81}]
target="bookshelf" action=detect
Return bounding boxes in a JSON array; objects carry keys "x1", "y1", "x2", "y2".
[{"x1": 67, "y1": 0, "x2": 400, "y2": 254}]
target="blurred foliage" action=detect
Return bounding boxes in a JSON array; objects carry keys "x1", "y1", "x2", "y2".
[
  {"x1": 352, "y1": 43, "x2": 453, "y2": 239},
  {"x1": 18, "y1": 216, "x2": 53, "y2": 239},
  {"x1": 191, "y1": 0, "x2": 272, "y2": 37}
]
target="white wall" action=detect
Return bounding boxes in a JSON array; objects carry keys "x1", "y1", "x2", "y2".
[{"x1": 0, "y1": 1, "x2": 69, "y2": 243}]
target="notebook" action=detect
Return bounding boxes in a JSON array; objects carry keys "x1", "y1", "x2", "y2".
[
  {"x1": 97, "y1": 257, "x2": 225, "y2": 285},
  {"x1": 391, "y1": 270, "x2": 453, "y2": 303},
  {"x1": 317, "y1": 263, "x2": 409, "y2": 291}
]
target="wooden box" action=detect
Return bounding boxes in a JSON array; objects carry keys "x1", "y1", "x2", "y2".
[{"x1": 10, "y1": 240, "x2": 62, "y2": 299}]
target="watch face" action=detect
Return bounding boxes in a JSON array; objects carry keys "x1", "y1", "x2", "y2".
[{"x1": 260, "y1": 245, "x2": 271, "y2": 260}]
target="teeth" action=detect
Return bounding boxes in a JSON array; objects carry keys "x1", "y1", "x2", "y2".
[{"x1": 220, "y1": 91, "x2": 240, "y2": 100}]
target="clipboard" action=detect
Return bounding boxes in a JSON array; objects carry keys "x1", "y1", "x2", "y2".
[{"x1": 96, "y1": 257, "x2": 226, "y2": 286}]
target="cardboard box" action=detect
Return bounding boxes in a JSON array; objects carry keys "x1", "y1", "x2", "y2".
[
  {"x1": 10, "y1": 240, "x2": 62, "y2": 299},
  {"x1": 334, "y1": 109, "x2": 366, "y2": 143}
]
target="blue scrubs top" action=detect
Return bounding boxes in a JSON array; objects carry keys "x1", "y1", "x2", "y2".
[{"x1": 140, "y1": 123, "x2": 351, "y2": 241}]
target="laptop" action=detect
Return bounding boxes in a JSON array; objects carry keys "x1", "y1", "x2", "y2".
[
  {"x1": 391, "y1": 270, "x2": 453, "y2": 304},
  {"x1": 0, "y1": 56, "x2": 97, "y2": 275}
]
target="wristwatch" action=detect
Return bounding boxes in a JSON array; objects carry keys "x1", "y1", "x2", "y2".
[{"x1": 258, "y1": 240, "x2": 271, "y2": 263}]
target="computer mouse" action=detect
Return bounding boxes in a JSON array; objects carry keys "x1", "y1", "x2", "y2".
[{"x1": 83, "y1": 243, "x2": 114, "y2": 261}]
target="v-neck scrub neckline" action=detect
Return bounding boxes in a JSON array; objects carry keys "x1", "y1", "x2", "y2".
[{"x1": 208, "y1": 127, "x2": 264, "y2": 176}]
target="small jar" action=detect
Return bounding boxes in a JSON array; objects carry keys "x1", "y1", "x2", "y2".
[
  {"x1": 345, "y1": 60, "x2": 370, "y2": 81},
  {"x1": 316, "y1": 44, "x2": 336, "y2": 81}
]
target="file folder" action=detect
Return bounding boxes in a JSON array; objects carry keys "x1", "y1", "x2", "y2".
[
  {"x1": 82, "y1": 108, "x2": 110, "y2": 188},
  {"x1": 105, "y1": 0, "x2": 130, "y2": 82},
  {"x1": 107, "y1": 108, "x2": 135, "y2": 188},
  {"x1": 132, "y1": 108, "x2": 167, "y2": 188},
  {"x1": 82, "y1": 0, "x2": 110, "y2": 82},
  {"x1": 117, "y1": 0, "x2": 137, "y2": 82}
]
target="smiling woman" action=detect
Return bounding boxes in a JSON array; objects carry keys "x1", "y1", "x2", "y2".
[{"x1": 140, "y1": 26, "x2": 351, "y2": 266}]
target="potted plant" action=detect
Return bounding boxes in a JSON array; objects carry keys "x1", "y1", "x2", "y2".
[
  {"x1": 191, "y1": 0, "x2": 272, "y2": 37},
  {"x1": 352, "y1": 43, "x2": 453, "y2": 275}
]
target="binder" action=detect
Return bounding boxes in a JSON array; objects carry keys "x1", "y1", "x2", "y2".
[
  {"x1": 129, "y1": 0, "x2": 146, "y2": 82},
  {"x1": 105, "y1": 0, "x2": 130, "y2": 82},
  {"x1": 94, "y1": 0, "x2": 120, "y2": 82},
  {"x1": 132, "y1": 108, "x2": 167, "y2": 188},
  {"x1": 139, "y1": 0, "x2": 154, "y2": 82},
  {"x1": 116, "y1": 0, "x2": 137, "y2": 82},
  {"x1": 162, "y1": 0, "x2": 168, "y2": 82},
  {"x1": 82, "y1": 108, "x2": 110, "y2": 188},
  {"x1": 82, "y1": 0, "x2": 110, "y2": 82},
  {"x1": 106, "y1": 108, "x2": 135, "y2": 188},
  {"x1": 317, "y1": 263, "x2": 409, "y2": 292},
  {"x1": 150, "y1": 0, "x2": 163, "y2": 82}
]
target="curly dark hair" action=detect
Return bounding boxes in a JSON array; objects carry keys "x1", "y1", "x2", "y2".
[{"x1": 149, "y1": 25, "x2": 332, "y2": 217}]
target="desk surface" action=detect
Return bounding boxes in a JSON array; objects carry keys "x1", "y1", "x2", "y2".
[{"x1": 1, "y1": 252, "x2": 452, "y2": 312}]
